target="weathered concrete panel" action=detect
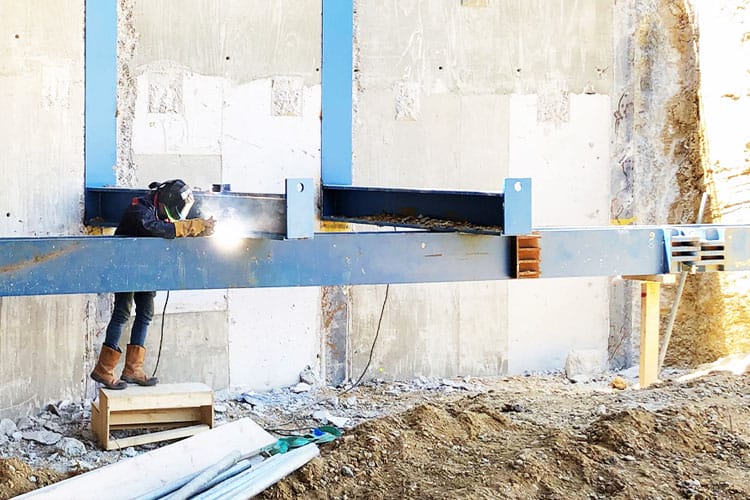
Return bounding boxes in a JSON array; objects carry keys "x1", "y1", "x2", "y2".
[
  {"x1": 221, "y1": 80, "x2": 321, "y2": 194},
  {"x1": 132, "y1": 0, "x2": 321, "y2": 85},
  {"x1": 354, "y1": 91, "x2": 509, "y2": 189},
  {"x1": 133, "y1": 154, "x2": 222, "y2": 191},
  {"x1": 505, "y1": 92, "x2": 611, "y2": 372},
  {"x1": 507, "y1": 278, "x2": 609, "y2": 373},
  {"x1": 352, "y1": 1, "x2": 613, "y2": 377},
  {"x1": 0, "y1": 295, "x2": 88, "y2": 418},
  {"x1": 351, "y1": 282, "x2": 507, "y2": 380},
  {"x1": 0, "y1": 1, "x2": 90, "y2": 419},
  {"x1": 226, "y1": 288, "x2": 321, "y2": 390},
  {"x1": 139, "y1": 311, "x2": 230, "y2": 389},
  {"x1": 356, "y1": 0, "x2": 612, "y2": 95},
  {"x1": 0, "y1": 0, "x2": 85, "y2": 236},
  {"x1": 508, "y1": 93, "x2": 611, "y2": 225}
]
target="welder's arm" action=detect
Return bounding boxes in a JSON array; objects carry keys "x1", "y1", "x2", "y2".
[{"x1": 173, "y1": 217, "x2": 215, "y2": 237}]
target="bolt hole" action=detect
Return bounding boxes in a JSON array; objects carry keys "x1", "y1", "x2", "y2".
[
  {"x1": 14, "y1": 34, "x2": 20, "y2": 39},
  {"x1": 297, "y1": 182, "x2": 304, "y2": 193},
  {"x1": 516, "y1": 68, "x2": 521, "y2": 73},
  {"x1": 438, "y1": 65, "x2": 443, "y2": 70},
  {"x1": 315, "y1": 68, "x2": 320, "y2": 72},
  {"x1": 5, "y1": 212, "x2": 10, "y2": 217},
  {"x1": 225, "y1": 56, "x2": 230, "y2": 61}
]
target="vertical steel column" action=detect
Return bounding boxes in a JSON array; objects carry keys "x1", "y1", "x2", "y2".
[
  {"x1": 321, "y1": 0, "x2": 354, "y2": 384},
  {"x1": 321, "y1": 0, "x2": 353, "y2": 186},
  {"x1": 84, "y1": 0, "x2": 118, "y2": 187}
]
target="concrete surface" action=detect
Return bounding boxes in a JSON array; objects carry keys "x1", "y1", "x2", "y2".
[
  {"x1": 0, "y1": 0, "x2": 92, "y2": 416},
  {"x1": 0, "y1": 0, "x2": 707, "y2": 418}
]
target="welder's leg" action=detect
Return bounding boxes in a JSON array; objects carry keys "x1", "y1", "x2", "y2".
[
  {"x1": 104, "y1": 292, "x2": 134, "y2": 350},
  {"x1": 129, "y1": 291, "x2": 156, "y2": 346}
]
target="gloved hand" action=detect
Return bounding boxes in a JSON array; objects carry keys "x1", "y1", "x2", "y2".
[{"x1": 173, "y1": 217, "x2": 215, "y2": 237}]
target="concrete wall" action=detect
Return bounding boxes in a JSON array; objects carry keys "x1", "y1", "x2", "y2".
[
  {"x1": 350, "y1": 0, "x2": 612, "y2": 378},
  {"x1": 1, "y1": 0, "x2": 695, "y2": 419},
  {"x1": 0, "y1": 1, "x2": 92, "y2": 418}
]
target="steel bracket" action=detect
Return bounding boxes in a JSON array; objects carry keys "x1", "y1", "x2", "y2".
[{"x1": 665, "y1": 226, "x2": 726, "y2": 273}]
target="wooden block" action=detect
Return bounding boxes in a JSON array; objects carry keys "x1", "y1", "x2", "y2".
[
  {"x1": 639, "y1": 281, "x2": 661, "y2": 388},
  {"x1": 101, "y1": 382, "x2": 213, "y2": 411},
  {"x1": 91, "y1": 383, "x2": 215, "y2": 451}
]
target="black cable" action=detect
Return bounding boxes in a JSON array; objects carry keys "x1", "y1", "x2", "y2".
[
  {"x1": 152, "y1": 290, "x2": 169, "y2": 377},
  {"x1": 264, "y1": 283, "x2": 390, "y2": 434},
  {"x1": 340, "y1": 283, "x2": 389, "y2": 395}
]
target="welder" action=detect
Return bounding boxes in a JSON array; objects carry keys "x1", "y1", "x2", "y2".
[{"x1": 90, "y1": 179, "x2": 215, "y2": 390}]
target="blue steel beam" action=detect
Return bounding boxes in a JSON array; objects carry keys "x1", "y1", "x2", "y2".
[
  {"x1": 2, "y1": 224, "x2": 750, "y2": 296},
  {"x1": 0, "y1": 233, "x2": 514, "y2": 296}
]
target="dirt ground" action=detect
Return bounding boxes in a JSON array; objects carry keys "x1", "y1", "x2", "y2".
[
  {"x1": 262, "y1": 371, "x2": 750, "y2": 500},
  {"x1": 2, "y1": 366, "x2": 749, "y2": 499}
]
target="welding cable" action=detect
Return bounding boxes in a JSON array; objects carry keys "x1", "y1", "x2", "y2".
[
  {"x1": 263, "y1": 283, "x2": 391, "y2": 435},
  {"x1": 340, "y1": 283, "x2": 390, "y2": 395},
  {"x1": 152, "y1": 290, "x2": 170, "y2": 377}
]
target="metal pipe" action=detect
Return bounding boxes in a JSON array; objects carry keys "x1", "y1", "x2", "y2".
[
  {"x1": 136, "y1": 458, "x2": 256, "y2": 500},
  {"x1": 163, "y1": 450, "x2": 242, "y2": 500},
  {"x1": 658, "y1": 192, "x2": 708, "y2": 373},
  {"x1": 195, "y1": 444, "x2": 320, "y2": 500}
]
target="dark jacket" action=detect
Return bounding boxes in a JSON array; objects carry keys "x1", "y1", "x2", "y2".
[{"x1": 115, "y1": 196, "x2": 177, "y2": 238}]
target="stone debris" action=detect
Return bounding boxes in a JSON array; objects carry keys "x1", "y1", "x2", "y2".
[
  {"x1": 299, "y1": 365, "x2": 322, "y2": 386},
  {"x1": 0, "y1": 419, "x2": 17, "y2": 436},
  {"x1": 55, "y1": 438, "x2": 86, "y2": 458},
  {"x1": 22, "y1": 431, "x2": 62, "y2": 446},
  {"x1": 291, "y1": 382, "x2": 312, "y2": 393},
  {"x1": 565, "y1": 349, "x2": 604, "y2": 383}
]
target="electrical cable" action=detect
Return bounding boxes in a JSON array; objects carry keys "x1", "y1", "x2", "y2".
[
  {"x1": 263, "y1": 283, "x2": 390, "y2": 434},
  {"x1": 152, "y1": 290, "x2": 170, "y2": 377}
]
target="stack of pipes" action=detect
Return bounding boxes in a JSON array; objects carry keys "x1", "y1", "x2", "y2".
[{"x1": 134, "y1": 444, "x2": 320, "y2": 500}]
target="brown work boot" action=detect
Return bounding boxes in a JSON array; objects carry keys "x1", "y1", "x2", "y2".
[
  {"x1": 121, "y1": 344, "x2": 159, "y2": 386},
  {"x1": 90, "y1": 344, "x2": 127, "y2": 390}
]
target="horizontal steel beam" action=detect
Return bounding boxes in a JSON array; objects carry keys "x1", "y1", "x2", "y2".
[
  {"x1": 0, "y1": 233, "x2": 514, "y2": 296},
  {"x1": 85, "y1": 180, "x2": 316, "y2": 240},
  {"x1": 2, "y1": 225, "x2": 750, "y2": 296},
  {"x1": 84, "y1": 187, "x2": 289, "y2": 239},
  {"x1": 321, "y1": 178, "x2": 532, "y2": 236}
]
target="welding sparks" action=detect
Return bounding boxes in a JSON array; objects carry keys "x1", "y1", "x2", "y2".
[{"x1": 211, "y1": 219, "x2": 245, "y2": 250}]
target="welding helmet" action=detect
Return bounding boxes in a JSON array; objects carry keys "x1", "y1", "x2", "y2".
[{"x1": 151, "y1": 179, "x2": 195, "y2": 221}]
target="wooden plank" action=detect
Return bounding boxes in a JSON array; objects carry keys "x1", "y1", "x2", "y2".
[
  {"x1": 91, "y1": 399, "x2": 110, "y2": 450},
  {"x1": 105, "y1": 424, "x2": 209, "y2": 451},
  {"x1": 623, "y1": 274, "x2": 677, "y2": 284},
  {"x1": 639, "y1": 281, "x2": 661, "y2": 387},
  {"x1": 108, "y1": 407, "x2": 203, "y2": 426},
  {"x1": 17, "y1": 418, "x2": 277, "y2": 499},
  {"x1": 200, "y1": 404, "x2": 214, "y2": 428},
  {"x1": 101, "y1": 383, "x2": 213, "y2": 411},
  {"x1": 108, "y1": 422, "x2": 201, "y2": 431}
]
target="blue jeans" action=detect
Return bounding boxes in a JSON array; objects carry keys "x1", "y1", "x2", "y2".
[{"x1": 104, "y1": 291, "x2": 156, "y2": 350}]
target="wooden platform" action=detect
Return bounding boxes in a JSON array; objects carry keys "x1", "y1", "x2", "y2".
[{"x1": 91, "y1": 382, "x2": 214, "y2": 450}]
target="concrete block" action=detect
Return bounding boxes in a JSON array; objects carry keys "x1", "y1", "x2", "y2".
[
  {"x1": 565, "y1": 349, "x2": 604, "y2": 383},
  {"x1": 394, "y1": 81, "x2": 420, "y2": 121},
  {"x1": 272, "y1": 76, "x2": 304, "y2": 117},
  {"x1": 147, "y1": 71, "x2": 183, "y2": 114}
]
